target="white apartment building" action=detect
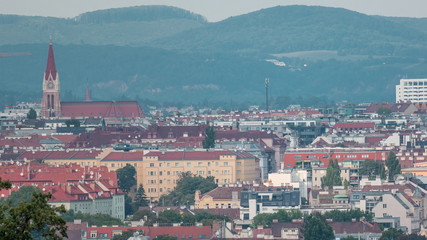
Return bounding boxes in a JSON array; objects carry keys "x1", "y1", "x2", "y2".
[{"x1": 396, "y1": 78, "x2": 427, "y2": 103}]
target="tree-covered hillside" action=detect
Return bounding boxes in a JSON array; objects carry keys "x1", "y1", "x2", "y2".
[
  {"x1": 0, "y1": 5, "x2": 427, "y2": 108},
  {"x1": 0, "y1": 6, "x2": 206, "y2": 46},
  {"x1": 154, "y1": 5, "x2": 427, "y2": 56}
]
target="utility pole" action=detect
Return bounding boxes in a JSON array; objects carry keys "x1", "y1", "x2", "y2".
[{"x1": 265, "y1": 78, "x2": 270, "y2": 111}]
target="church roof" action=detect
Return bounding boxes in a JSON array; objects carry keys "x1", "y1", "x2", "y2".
[
  {"x1": 45, "y1": 42, "x2": 57, "y2": 80},
  {"x1": 61, "y1": 101, "x2": 144, "y2": 118}
]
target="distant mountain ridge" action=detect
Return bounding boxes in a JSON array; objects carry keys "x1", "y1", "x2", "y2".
[
  {"x1": 0, "y1": 5, "x2": 427, "y2": 108},
  {"x1": 74, "y1": 5, "x2": 207, "y2": 23}
]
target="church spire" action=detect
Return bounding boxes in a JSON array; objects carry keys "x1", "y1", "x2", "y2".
[
  {"x1": 45, "y1": 40, "x2": 57, "y2": 80},
  {"x1": 85, "y1": 86, "x2": 91, "y2": 102}
]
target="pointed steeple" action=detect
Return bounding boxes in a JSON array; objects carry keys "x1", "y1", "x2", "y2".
[
  {"x1": 85, "y1": 86, "x2": 91, "y2": 102},
  {"x1": 45, "y1": 40, "x2": 57, "y2": 80}
]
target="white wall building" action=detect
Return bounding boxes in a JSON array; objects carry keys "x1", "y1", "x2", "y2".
[
  {"x1": 396, "y1": 78, "x2": 427, "y2": 103},
  {"x1": 267, "y1": 169, "x2": 310, "y2": 198}
]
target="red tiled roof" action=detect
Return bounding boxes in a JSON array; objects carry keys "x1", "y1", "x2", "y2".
[
  {"x1": 146, "y1": 150, "x2": 255, "y2": 161},
  {"x1": 53, "y1": 135, "x2": 79, "y2": 144},
  {"x1": 102, "y1": 151, "x2": 143, "y2": 161},
  {"x1": 61, "y1": 101, "x2": 144, "y2": 118},
  {"x1": 365, "y1": 102, "x2": 414, "y2": 113}
]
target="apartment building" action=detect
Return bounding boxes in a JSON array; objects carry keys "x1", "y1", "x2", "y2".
[
  {"x1": 396, "y1": 78, "x2": 427, "y2": 103},
  {"x1": 138, "y1": 150, "x2": 261, "y2": 200}
]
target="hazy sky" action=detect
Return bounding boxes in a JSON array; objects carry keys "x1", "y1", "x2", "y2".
[{"x1": 1, "y1": 0, "x2": 427, "y2": 22}]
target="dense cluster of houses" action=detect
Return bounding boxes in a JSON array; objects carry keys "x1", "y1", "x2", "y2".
[{"x1": 3, "y1": 100, "x2": 427, "y2": 239}]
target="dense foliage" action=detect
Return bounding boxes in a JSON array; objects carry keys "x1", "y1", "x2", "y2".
[
  {"x1": 61, "y1": 210, "x2": 124, "y2": 226},
  {"x1": 131, "y1": 209, "x2": 229, "y2": 226},
  {"x1": 359, "y1": 159, "x2": 386, "y2": 180},
  {"x1": 202, "y1": 124, "x2": 215, "y2": 149},
  {"x1": 321, "y1": 159, "x2": 342, "y2": 189},
  {"x1": 116, "y1": 164, "x2": 137, "y2": 193},
  {"x1": 302, "y1": 212, "x2": 334, "y2": 240},
  {"x1": 380, "y1": 228, "x2": 404, "y2": 240},
  {"x1": 26, "y1": 108, "x2": 37, "y2": 119},
  {"x1": 386, "y1": 152, "x2": 401, "y2": 181},
  {"x1": 159, "y1": 172, "x2": 217, "y2": 206},
  {"x1": 0, "y1": 180, "x2": 67, "y2": 239},
  {"x1": 323, "y1": 209, "x2": 373, "y2": 223},
  {"x1": 252, "y1": 209, "x2": 303, "y2": 228}
]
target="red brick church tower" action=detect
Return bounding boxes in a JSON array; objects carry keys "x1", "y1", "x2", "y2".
[{"x1": 41, "y1": 40, "x2": 61, "y2": 118}]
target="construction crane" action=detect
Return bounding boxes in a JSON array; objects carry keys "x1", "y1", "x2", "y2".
[{"x1": 0, "y1": 52, "x2": 31, "y2": 58}]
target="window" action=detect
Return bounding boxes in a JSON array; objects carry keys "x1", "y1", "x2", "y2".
[
  {"x1": 224, "y1": 162, "x2": 229, "y2": 166},
  {"x1": 91, "y1": 232, "x2": 97, "y2": 238},
  {"x1": 383, "y1": 204, "x2": 387, "y2": 208},
  {"x1": 187, "y1": 162, "x2": 192, "y2": 167},
  {"x1": 237, "y1": 162, "x2": 242, "y2": 166},
  {"x1": 150, "y1": 163, "x2": 154, "y2": 167},
  {"x1": 198, "y1": 162, "x2": 203, "y2": 166},
  {"x1": 175, "y1": 163, "x2": 179, "y2": 167},
  {"x1": 294, "y1": 155, "x2": 302, "y2": 159}
]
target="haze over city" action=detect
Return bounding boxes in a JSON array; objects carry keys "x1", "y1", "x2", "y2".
[{"x1": 1, "y1": 1, "x2": 427, "y2": 239}]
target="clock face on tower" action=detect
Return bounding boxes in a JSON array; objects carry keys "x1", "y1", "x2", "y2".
[{"x1": 48, "y1": 82, "x2": 54, "y2": 89}]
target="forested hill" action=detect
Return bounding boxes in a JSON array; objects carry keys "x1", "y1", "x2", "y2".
[
  {"x1": 0, "y1": 6, "x2": 207, "y2": 46},
  {"x1": 153, "y1": 5, "x2": 427, "y2": 56},
  {"x1": 75, "y1": 5, "x2": 207, "y2": 23},
  {"x1": 0, "y1": 5, "x2": 427, "y2": 108}
]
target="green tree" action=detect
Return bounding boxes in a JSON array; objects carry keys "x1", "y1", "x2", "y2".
[
  {"x1": 111, "y1": 229, "x2": 138, "y2": 240},
  {"x1": 398, "y1": 234, "x2": 427, "y2": 240},
  {"x1": 380, "y1": 228, "x2": 404, "y2": 240},
  {"x1": 252, "y1": 209, "x2": 303, "y2": 228},
  {"x1": 154, "y1": 235, "x2": 178, "y2": 240},
  {"x1": 159, "y1": 210, "x2": 182, "y2": 223},
  {"x1": 341, "y1": 237, "x2": 358, "y2": 240},
  {"x1": 323, "y1": 209, "x2": 373, "y2": 223},
  {"x1": 386, "y1": 152, "x2": 401, "y2": 181},
  {"x1": 321, "y1": 159, "x2": 342, "y2": 189},
  {"x1": 6, "y1": 186, "x2": 42, "y2": 206},
  {"x1": 359, "y1": 159, "x2": 386, "y2": 180},
  {"x1": 0, "y1": 179, "x2": 67, "y2": 240},
  {"x1": 159, "y1": 172, "x2": 217, "y2": 206},
  {"x1": 134, "y1": 184, "x2": 149, "y2": 208},
  {"x1": 202, "y1": 124, "x2": 215, "y2": 149},
  {"x1": 377, "y1": 107, "x2": 392, "y2": 116},
  {"x1": 26, "y1": 108, "x2": 37, "y2": 119},
  {"x1": 61, "y1": 210, "x2": 123, "y2": 226},
  {"x1": 302, "y1": 213, "x2": 334, "y2": 240},
  {"x1": 116, "y1": 164, "x2": 137, "y2": 193},
  {"x1": 131, "y1": 209, "x2": 156, "y2": 221},
  {"x1": 194, "y1": 211, "x2": 231, "y2": 226},
  {"x1": 65, "y1": 119, "x2": 81, "y2": 127}
]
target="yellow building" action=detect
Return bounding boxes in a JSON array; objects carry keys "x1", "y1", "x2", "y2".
[
  {"x1": 41, "y1": 148, "x2": 144, "y2": 171},
  {"x1": 139, "y1": 150, "x2": 261, "y2": 200}
]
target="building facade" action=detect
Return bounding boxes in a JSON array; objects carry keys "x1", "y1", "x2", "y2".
[
  {"x1": 138, "y1": 150, "x2": 261, "y2": 200},
  {"x1": 396, "y1": 78, "x2": 427, "y2": 103}
]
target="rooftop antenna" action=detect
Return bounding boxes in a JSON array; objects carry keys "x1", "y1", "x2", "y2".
[{"x1": 265, "y1": 78, "x2": 270, "y2": 111}]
